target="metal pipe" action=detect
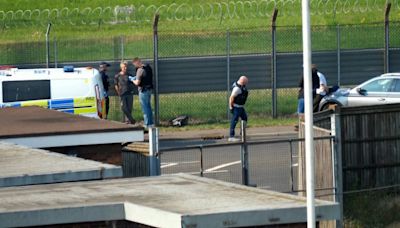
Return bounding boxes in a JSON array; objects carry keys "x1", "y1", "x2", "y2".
[
  {"x1": 331, "y1": 112, "x2": 344, "y2": 227},
  {"x1": 153, "y1": 14, "x2": 160, "y2": 125},
  {"x1": 226, "y1": 30, "x2": 231, "y2": 120},
  {"x1": 271, "y1": 9, "x2": 278, "y2": 118},
  {"x1": 45, "y1": 23, "x2": 52, "y2": 68},
  {"x1": 384, "y1": 3, "x2": 391, "y2": 73},
  {"x1": 240, "y1": 120, "x2": 249, "y2": 185},
  {"x1": 289, "y1": 141, "x2": 294, "y2": 192},
  {"x1": 54, "y1": 37, "x2": 57, "y2": 68},
  {"x1": 149, "y1": 127, "x2": 160, "y2": 176},
  {"x1": 159, "y1": 136, "x2": 334, "y2": 153},
  {"x1": 301, "y1": 0, "x2": 316, "y2": 226},
  {"x1": 200, "y1": 146, "x2": 204, "y2": 177},
  {"x1": 121, "y1": 36, "x2": 125, "y2": 61},
  {"x1": 336, "y1": 24, "x2": 341, "y2": 86}
]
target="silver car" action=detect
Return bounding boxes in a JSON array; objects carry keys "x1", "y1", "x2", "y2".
[{"x1": 319, "y1": 73, "x2": 400, "y2": 111}]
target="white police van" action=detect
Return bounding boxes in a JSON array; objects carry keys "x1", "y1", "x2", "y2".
[{"x1": 0, "y1": 66, "x2": 106, "y2": 118}]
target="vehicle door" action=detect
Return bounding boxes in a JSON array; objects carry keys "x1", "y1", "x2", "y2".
[
  {"x1": 385, "y1": 78, "x2": 400, "y2": 104},
  {"x1": 347, "y1": 78, "x2": 392, "y2": 107}
]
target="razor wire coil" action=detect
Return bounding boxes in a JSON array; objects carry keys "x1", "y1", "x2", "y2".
[{"x1": 0, "y1": 0, "x2": 397, "y2": 28}]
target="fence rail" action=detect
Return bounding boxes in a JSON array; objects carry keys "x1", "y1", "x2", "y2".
[{"x1": 159, "y1": 122, "x2": 335, "y2": 194}]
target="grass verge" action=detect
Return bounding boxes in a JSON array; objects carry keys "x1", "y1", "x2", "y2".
[
  {"x1": 344, "y1": 188, "x2": 400, "y2": 228},
  {"x1": 107, "y1": 89, "x2": 298, "y2": 131}
]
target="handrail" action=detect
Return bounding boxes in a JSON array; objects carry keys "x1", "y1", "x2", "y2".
[{"x1": 159, "y1": 135, "x2": 334, "y2": 153}]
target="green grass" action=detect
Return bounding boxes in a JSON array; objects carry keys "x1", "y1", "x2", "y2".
[
  {"x1": 1, "y1": 23, "x2": 396, "y2": 65},
  {"x1": 344, "y1": 188, "x2": 400, "y2": 228},
  {"x1": 0, "y1": 0, "x2": 399, "y2": 42},
  {"x1": 1, "y1": 1, "x2": 400, "y2": 65},
  {"x1": 107, "y1": 88, "x2": 298, "y2": 127},
  {"x1": 159, "y1": 117, "x2": 297, "y2": 132}
]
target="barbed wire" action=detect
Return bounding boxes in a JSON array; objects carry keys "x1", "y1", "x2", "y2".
[{"x1": 0, "y1": 0, "x2": 398, "y2": 28}]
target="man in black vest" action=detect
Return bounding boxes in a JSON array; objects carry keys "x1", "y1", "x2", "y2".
[
  {"x1": 229, "y1": 76, "x2": 249, "y2": 142},
  {"x1": 132, "y1": 57, "x2": 154, "y2": 128}
]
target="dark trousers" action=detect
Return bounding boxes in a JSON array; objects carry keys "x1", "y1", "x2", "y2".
[
  {"x1": 230, "y1": 107, "x2": 248, "y2": 137},
  {"x1": 105, "y1": 96, "x2": 110, "y2": 118},
  {"x1": 313, "y1": 94, "x2": 324, "y2": 113},
  {"x1": 120, "y1": 94, "x2": 135, "y2": 124}
]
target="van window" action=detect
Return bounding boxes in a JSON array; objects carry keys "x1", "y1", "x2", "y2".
[{"x1": 2, "y1": 80, "x2": 51, "y2": 102}]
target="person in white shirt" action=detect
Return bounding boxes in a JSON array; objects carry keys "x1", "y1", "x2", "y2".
[{"x1": 313, "y1": 64, "x2": 328, "y2": 112}]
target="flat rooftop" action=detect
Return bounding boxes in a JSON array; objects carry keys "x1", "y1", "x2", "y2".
[
  {"x1": 0, "y1": 142, "x2": 122, "y2": 187},
  {"x1": 0, "y1": 107, "x2": 144, "y2": 148},
  {"x1": 0, "y1": 174, "x2": 339, "y2": 228}
]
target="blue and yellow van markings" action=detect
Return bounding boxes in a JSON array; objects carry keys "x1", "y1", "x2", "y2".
[
  {"x1": 1, "y1": 97, "x2": 97, "y2": 115},
  {"x1": 20, "y1": 100, "x2": 49, "y2": 108},
  {"x1": 50, "y1": 99, "x2": 74, "y2": 109}
]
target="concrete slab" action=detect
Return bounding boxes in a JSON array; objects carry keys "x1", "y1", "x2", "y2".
[
  {"x1": 0, "y1": 142, "x2": 122, "y2": 187},
  {"x1": 0, "y1": 107, "x2": 144, "y2": 148},
  {"x1": 0, "y1": 174, "x2": 339, "y2": 228}
]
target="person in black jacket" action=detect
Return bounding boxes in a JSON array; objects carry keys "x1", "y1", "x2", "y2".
[
  {"x1": 295, "y1": 67, "x2": 320, "y2": 131},
  {"x1": 131, "y1": 57, "x2": 154, "y2": 128},
  {"x1": 99, "y1": 62, "x2": 110, "y2": 119}
]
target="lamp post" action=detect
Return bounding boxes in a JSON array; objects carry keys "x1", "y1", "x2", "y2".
[{"x1": 301, "y1": 0, "x2": 316, "y2": 227}]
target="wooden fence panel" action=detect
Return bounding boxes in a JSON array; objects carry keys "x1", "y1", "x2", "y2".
[{"x1": 338, "y1": 103, "x2": 400, "y2": 191}]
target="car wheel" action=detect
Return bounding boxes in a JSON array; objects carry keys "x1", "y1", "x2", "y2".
[{"x1": 321, "y1": 103, "x2": 339, "y2": 111}]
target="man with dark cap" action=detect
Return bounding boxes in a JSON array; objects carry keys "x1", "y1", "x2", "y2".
[{"x1": 99, "y1": 62, "x2": 110, "y2": 119}]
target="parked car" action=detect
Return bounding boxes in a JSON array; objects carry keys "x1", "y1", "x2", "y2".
[{"x1": 319, "y1": 73, "x2": 400, "y2": 111}]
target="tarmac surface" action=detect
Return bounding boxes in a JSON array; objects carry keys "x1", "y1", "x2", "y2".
[{"x1": 158, "y1": 126, "x2": 302, "y2": 192}]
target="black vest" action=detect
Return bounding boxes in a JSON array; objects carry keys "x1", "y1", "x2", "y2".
[
  {"x1": 233, "y1": 82, "x2": 248, "y2": 105},
  {"x1": 138, "y1": 64, "x2": 153, "y2": 89}
]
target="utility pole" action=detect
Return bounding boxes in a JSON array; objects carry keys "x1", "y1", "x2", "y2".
[
  {"x1": 153, "y1": 14, "x2": 160, "y2": 126},
  {"x1": 301, "y1": 0, "x2": 316, "y2": 227}
]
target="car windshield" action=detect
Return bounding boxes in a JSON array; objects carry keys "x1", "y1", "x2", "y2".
[{"x1": 361, "y1": 78, "x2": 392, "y2": 92}]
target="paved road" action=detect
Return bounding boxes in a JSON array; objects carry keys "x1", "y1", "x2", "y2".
[{"x1": 159, "y1": 133, "x2": 302, "y2": 193}]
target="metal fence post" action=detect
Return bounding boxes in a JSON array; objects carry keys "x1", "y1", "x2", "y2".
[
  {"x1": 331, "y1": 111, "x2": 343, "y2": 228},
  {"x1": 240, "y1": 120, "x2": 249, "y2": 185},
  {"x1": 384, "y1": 3, "x2": 391, "y2": 73},
  {"x1": 271, "y1": 9, "x2": 278, "y2": 118},
  {"x1": 120, "y1": 36, "x2": 125, "y2": 61},
  {"x1": 226, "y1": 30, "x2": 231, "y2": 120},
  {"x1": 149, "y1": 127, "x2": 161, "y2": 176},
  {"x1": 45, "y1": 23, "x2": 52, "y2": 68},
  {"x1": 54, "y1": 37, "x2": 58, "y2": 68},
  {"x1": 153, "y1": 14, "x2": 160, "y2": 126},
  {"x1": 336, "y1": 24, "x2": 341, "y2": 86},
  {"x1": 289, "y1": 140, "x2": 294, "y2": 192},
  {"x1": 199, "y1": 146, "x2": 204, "y2": 177}
]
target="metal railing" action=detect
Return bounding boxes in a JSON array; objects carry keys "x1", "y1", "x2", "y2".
[{"x1": 156, "y1": 121, "x2": 335, "y2": 193}]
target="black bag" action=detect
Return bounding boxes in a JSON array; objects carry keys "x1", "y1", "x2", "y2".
[{"x1": 170, "y1": 115, "x2": 189, "y2": 127}]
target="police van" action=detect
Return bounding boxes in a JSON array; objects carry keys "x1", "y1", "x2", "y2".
[{"x1": 0, "y1": 66, "x2": 106, "y2": 119}]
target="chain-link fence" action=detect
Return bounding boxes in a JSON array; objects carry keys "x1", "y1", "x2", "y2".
[{"x1": 1, "y1": 22, "x2": 399, "y2": 124}]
